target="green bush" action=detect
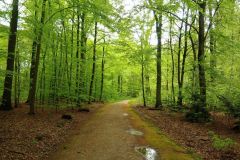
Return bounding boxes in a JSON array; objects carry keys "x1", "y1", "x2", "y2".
[{"x1": 208, "y1": 131, "x2": 235, "y2": 151}]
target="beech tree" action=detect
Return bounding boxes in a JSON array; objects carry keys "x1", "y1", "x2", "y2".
[
  {"x1": 1, "y1": 0, "x2": 19, "y2": 111},
  {"x1": 0, "y1": 0, "x2": 239, "y2": 124}
]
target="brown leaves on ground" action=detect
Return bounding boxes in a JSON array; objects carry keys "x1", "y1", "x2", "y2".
[
  {"x1": 0, "y1": 103, "x2": 102, "y2": 160},
  {"x1": 134, "y1": 106, "x2": 240, "y2": 160}
]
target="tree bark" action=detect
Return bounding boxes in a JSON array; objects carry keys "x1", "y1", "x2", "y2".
[
  {"x1": 29, "y1": 0, "x2": 47, "y2": 114},
  {"x1": 178, "y1": 8, "x2": 189, "y2": 107},
  {"x1": 209, "y1": 2, "x2": 216, "y2": 82},
  {"x1": 155, "y1": 13, "x2": 163, "y2": 108},
  {"x1": 1, "y1": 0, "x2": 19, "y2": 111},
  {"x1": 141, "y1": 47, "x2": 146, "y2": 107},
  {"x1": 198, "y1": 1, "x2": 207, "y2": 110},
  {"x1": 14, "y1": 42, "x2": 20, "y2": 108},
  {"x1": 89, "y1": 22, "x2": 98, "y2": 103},
  {"x1": 76, "y1": 11, "x2": 80, "y2": 107},
  {"x1": 80, "y1": 13, "x2": 87, "y2": 100},
  {"x1": 100, "y1": 43, "x2": 105, "y2": 101},
  {"x1": 177, "y1": 20, "x2": 184, "y2": 106},
  {"x1": 169, "y1": 20, "x2": 175, "y2": 104}
]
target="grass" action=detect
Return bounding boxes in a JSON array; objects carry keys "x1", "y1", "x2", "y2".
[{"x1": 126, "y1": 103, "x2": 202, "y2": 160}]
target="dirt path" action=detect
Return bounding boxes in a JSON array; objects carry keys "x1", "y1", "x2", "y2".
[{"x1": 48, "y1": 101, "x2": 195, "y2": 160}]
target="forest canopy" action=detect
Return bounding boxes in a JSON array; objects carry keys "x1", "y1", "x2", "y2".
[{"x1": 0, "y1": 0, "x2": 240, "y2": 122}]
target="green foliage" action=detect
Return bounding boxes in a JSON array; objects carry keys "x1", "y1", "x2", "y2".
[
  {"x1": 0, "y1": 0, "x2": 239, "y2": 116},
  {"x1": 208, "y1": 131, "x2": 236, "y2": 151},
  {"x1": 185, "y1": 94, "x2": 211, "y2": 123}
]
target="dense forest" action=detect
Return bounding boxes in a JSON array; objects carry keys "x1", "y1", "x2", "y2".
[
  {"x1": 1, "y1": 0, "x2": 240, "y2": 159},
  {"x1": 1, "y1": 0, "x2": 240, "y2": 120}
]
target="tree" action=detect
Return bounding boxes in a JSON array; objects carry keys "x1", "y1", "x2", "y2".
[
  {"x1": 1, "y1": 0, "x2": 19, "y2": 111},
  {"x1": 29, "y1": 0, "x2": 47, "y2": 114},
  {"x1": 147, "y1": 0, "x2": 163, "y2": 108},
  {"x1": 89, "y1": 21, "x2": 98, "y2": 103},
  {"x1": 99, "y1": 40, "x2": 105, "y2": 101}
]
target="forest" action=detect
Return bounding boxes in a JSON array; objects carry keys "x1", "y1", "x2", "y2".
[{"x1": 0, "y1": 0, "x2": 240, "y2": 160}]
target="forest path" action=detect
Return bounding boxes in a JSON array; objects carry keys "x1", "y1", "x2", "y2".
[{"x1": 48, "y1": 101, "x2": 195, "y2": 160}]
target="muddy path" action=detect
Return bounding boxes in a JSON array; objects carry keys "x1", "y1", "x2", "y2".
[{"x1": 48, "y1": 101, "x2": 196, "y2": 160}]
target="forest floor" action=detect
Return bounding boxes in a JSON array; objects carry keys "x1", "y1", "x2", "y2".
[
  {"x1": 3, "y1": 101, "x2": 236, "y2": 160},
  {"x1": 0, "y1": 102, "x2": 103, "y2": 160},
  {"x1": 134, "y1": 105, "x2": 240, "y2": 160},
  {"x1": 48, "y1": 101, "x2": 195, "y2": 160}
]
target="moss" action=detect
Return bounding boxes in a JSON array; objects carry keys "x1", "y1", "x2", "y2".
[{"x1": 126, "y1": 104, "x2": 201, "y2": 160}]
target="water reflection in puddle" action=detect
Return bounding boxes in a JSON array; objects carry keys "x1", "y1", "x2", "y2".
[
  {"x1": 127, "y1": 129, "x2": 144, "y2": 136},
  {"x1": 135, "y1": 146, "x2": 158, "y2": 160}
]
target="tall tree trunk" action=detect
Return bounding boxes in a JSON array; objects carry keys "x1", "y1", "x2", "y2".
[
  {"x1": 140, "y1": 41, "x2": 146, "y2": 107},
  {"x1": 26, "y1": 6, "x2": 38, "y2": 103},
  {"x1": 100, "y1": 44, "x2": 105, "y2": 101},
  {"x1": 177, "y1": 20, "x2": 184, "y2": 106},
  {"x1": 155, "y1": 13, "x2": 163, "y2": 108},
  {"x1": 80, "y1": 13, "x2": 87, "y2": 100},
  {"x1": 14, "y1": 43, "x2": 20, "y2": 108},
  {"x1": 179, "y1": 9, "x2": 189, "y2": 107},
  {"x1": 178, "y1": 8, "x2": 189, "y2": 107},
  {"x1": 68, "y1": 12, "x2": 74, "y2": 106},
  {"x1": 189, "y1": 15, "x2": 197, "y2": 96},
  {"x1": 198, "y1": 1, "x2": 207, "y2": 111},
  {"x1": 169, "y1": 20, "x2": 175, "y2": 104},
  {"x1": 89, "y1": 22, "x2": 98, "y2": 103},
  {"x1": 209, "y1": 3, "x2": 216, "y2": 82},
  {"x1": 29, "y1": 0, "x2": 47, "y2": 114},
  {"x1": 141, "y1": 52, "x2": 146, "y2": 107},
  {"x1": 1, "y1": 0, "x2": 19, "y2": 111},
  {"x1": 40, "y1": 47, "x2": 47, "y2": 105},
  {"x1": 76, "y1": 12, "x2": 80, "y2": 107},
  {"x1": 166, "y1": 60, "x2": 169, "y2": 103}
]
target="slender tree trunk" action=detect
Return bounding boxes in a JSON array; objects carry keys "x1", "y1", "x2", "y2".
[
  {"x1": 14, "y1": 44, "x2": 20, "y2": 108},
  {"x1": 141, "y1": 53, "x2": 146, "y2": 107},
  {"x1": 189, "y1": 15, "x2": 197, "y2": 96},
  {"x1": 209, "y1": 3, "x2": 216, "y2": 82},
  {"x1": 140, "y1": 40, "x2": 146, "y2": 107},
  {"x1": 155, "y1": 13, "x2": 163, "y2": 108},
  {"x1": 68, "y1": 12, "x2": 74, "y2": 106},
  {"x1": 166, "y1": 60, "x2": 169, "y2": 103},
  {"x1": 120, "y1": 76, "x2": 123, "y2": 94},
  {"x1": 100, "y1": 44, "x2": 105, "y2": 101},
  {"x1": 26, "y1": 40, "x2": 37, "y2": 103},
  {"x1": 39, "y1": 40, "x2": 47, "y2": 106},
  {"x1": 76, "y1": 13, "x2": 80, "y2": 107},
  {"x1": 178, "y1": 8, "x2": 189, "y2": 107},
  {"x1": 179, "y1": 9, "x2": 189, "y2": 107},
  {"x1": 177, "y1": 20, "x2": 184, "y2": 106},
  {"x1": 40, "y1": 45, "x2": 47, "y2": 105},
  {"x1": 169, "y1": 21, "x2": 175, "y2": 104},
  {"x1": 89, "y1": 22, "x2": 98, "y2": 103},
  {"x1": 26, "y1": 7, "x2": 38, "y2": 103},
  {"x1": 29, "y1": 0, "x2": 47, "y2": 114},
  {"x1": 80, "y1": 13, "x2": 87, "y2": 100},
  {"x1": 118, "y1": 75, "x2": 121, "y2": 94},
  {"x1": 1, "y1": 0, "x2": 19, "y2": 111}
]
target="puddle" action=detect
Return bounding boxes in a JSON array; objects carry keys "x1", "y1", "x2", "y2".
[
  {"x1": 135, "y1": 146, "x2": 158, "y2": 160},
  {"x1": 123, "y1": 113, "x2": 128, "y2": 116},
  {"x1": 127, "y1": 128, "x2": 144, "y2": 136}
]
